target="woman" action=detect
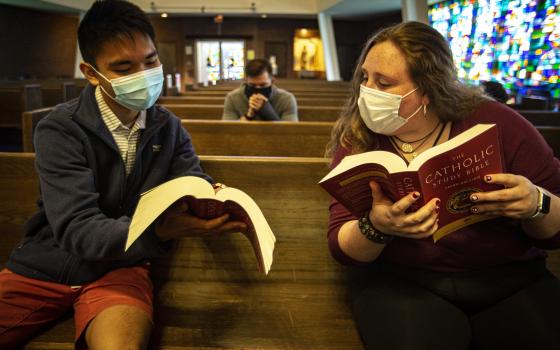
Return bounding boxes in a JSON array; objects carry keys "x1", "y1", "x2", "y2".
[{"x1": 326, "y1": 21, "x2": 560, "y2": 350}]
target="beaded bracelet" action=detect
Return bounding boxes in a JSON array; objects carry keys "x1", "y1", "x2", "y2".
[{"x1": 358, "y1": 212, "x2": 393, "y2": 245}]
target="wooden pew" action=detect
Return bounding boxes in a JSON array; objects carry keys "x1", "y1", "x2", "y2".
[
  {"x1": 159, "y1": 95, "x2": 348, "y2": 107},
  {"x1": 535, "y1": 126, "x2": 560, "y2": 158},
  {"x1": 163, "y1": 104, "x2": 343, "y2": 122},
  {"x1": 0, "y1": 83, "x2": 43, "y2": 127},
  {"x1": 184, "y1": 120, "x2": 332, "y2": 157},
  {"x1": 21, "y1": 107, "x2": 55, "y2": 152},
  {"x1": 182, "y1": 89, "x2": 350, "y2": 99},
  {"x1": 21, "y1": 108, "x2": 334, "y2": 155},
  {"x1": 19, "y1": 107, "x2": 560, "y2": 158},
  {"x1": 193, "y1": 82, "x2": 350, "y2": 93},
  {"x1": 0, "y1": 153, "x2": 363, "y2": 350},
  {"x1": 42, "y1": 81, "x2": 79, "y2": 107},
  {"x1": 518, "y1": 110, "x2": 560, "y2": 126}
]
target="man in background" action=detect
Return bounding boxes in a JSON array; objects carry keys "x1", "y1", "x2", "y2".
[{"x1": 222, "y1": 59, "x2": 298, "y2": 121}]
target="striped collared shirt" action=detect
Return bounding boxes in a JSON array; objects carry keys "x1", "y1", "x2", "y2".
[{"x1": 95, "y1": 86, "x2": 146, "y2": 176}]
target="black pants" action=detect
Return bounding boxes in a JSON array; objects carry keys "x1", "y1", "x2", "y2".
[{"x1": 353, "y1": 259, "x2": 560, "y2": 350}]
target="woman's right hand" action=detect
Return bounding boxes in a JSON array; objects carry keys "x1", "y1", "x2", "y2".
[{"x1": 368, "y1": 180, "x2": 440, "y2": 239}]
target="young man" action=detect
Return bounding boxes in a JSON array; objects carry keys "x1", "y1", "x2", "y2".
[
  {"x1": 222, "y1": 59, "x2": 298, "y2": 121},
  {"x1": 0, "y1": 1, "x2": 245, "y2": 349}
]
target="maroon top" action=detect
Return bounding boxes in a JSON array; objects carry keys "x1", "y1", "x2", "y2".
[{"x1": 327, "y1": 101, "x2": 560, "y2": 271}]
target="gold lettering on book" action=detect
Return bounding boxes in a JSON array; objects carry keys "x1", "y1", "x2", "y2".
[{"x1": 424, "y1": 145, "x2": 495, "y2": 187}]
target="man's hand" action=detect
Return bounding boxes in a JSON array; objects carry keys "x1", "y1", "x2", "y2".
[
  {"x1": 248, "y1": 93, "x2": 268, "y2": 112},
  {"x1": 155, "y1": 200, "x2": 247, "y2": 241}
]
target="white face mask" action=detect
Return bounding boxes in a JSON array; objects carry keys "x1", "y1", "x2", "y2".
[
  {"x1": 92, "y1": 65, "x2": 164, "y2": 111},
  {"x1": 358, "y1": 84, "x2": 424, "y2": 135}
]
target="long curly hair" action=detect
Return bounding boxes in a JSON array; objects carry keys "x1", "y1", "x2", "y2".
[{"x1": 326, "y1": 21, "x2": 488, "y2": 157}]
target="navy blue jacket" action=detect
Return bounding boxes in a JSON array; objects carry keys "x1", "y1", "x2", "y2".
[{"x1": 7, "y1": 85, "x2": 211, "y2": 285}]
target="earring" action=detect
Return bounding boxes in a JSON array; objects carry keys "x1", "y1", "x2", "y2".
[{"x1": 423, "y1": 104, "x2": 427, "y2": 117}]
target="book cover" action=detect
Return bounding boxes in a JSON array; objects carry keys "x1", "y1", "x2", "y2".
[
  {"x1": 320, "y1": 124, "x2": 503, "y2": 242},
  {"x1": 126, "y1": 176, "x2": 275, "y2": 274}
]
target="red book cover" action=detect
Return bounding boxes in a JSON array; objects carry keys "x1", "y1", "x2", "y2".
[
  {"x1": 319, "y1": 124, "x2": 503, "y2": 241},
  {"x1": 126, "y1": 176, "x2": 275, "y2": 274}
]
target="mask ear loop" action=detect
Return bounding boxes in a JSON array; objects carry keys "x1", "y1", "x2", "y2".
[{"x1": 87, "y1": 64, "x2": 124, "y2": 104}]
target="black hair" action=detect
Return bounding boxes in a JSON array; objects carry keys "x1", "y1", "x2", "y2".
[
  {"x1": 481, "y1": 81, "x2": 508, "y2": 103},
  {"x1": 244, "y1": 59, "x2": 273, "y2": 77},
  {"x1": 78, "y1": 0, "x2": 156, "y2": 67}
]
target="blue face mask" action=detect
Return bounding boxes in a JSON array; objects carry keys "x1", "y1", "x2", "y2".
[{"x1": 93, "y1": 65, "x2": 164, "y2": 111}]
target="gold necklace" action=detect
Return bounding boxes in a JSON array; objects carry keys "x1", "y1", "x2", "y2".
[
  {"x1": 391, "y1": 123, "x2": 446, "y2": 160},
  {"x1": 392, "y1": 122, "x2": 441, "y2": 156}
]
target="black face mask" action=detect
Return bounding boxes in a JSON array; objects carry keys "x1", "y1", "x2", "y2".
[{"x1": 244, "y1": 85, "x2": 272, "y2": 99}]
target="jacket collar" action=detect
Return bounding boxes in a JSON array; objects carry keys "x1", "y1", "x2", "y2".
[{"x1": 71, "y1": 84, "x2": 170, "y2": 150}]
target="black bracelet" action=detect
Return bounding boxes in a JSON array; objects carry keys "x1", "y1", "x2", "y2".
[{"x1": 358, "y1": 212, "x2": 393, "y2": 245}]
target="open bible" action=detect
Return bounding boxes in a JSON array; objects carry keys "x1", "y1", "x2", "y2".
[
  {"x1": 320, "y1": 124, "x2": 504, "y2": 242},
  {"x1": 125, "y1": 176, "x2": 275, "y2": 274}
]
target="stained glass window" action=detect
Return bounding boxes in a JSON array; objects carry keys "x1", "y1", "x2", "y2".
[{"x1": 429, "y1": 0, "x2": 560, "y2": 99}]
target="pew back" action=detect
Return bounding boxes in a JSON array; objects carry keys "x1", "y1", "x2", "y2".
[
  {"x1": 19, "y1": 107, "x2": 560, "y2": 159},
  {"x1": 0, "y1": 153, "x2": 363, "y2": 350},
  {"x1": 518, "y1": 110, "x2": 560, "y2": 126},
  {"x1": 182, "y1": 89, "x2": 350, "y2": 99},
  {"x1": 159, "y1": 95, "x2": 348, "y2": 107},
  {"x1": 22, "y1": 107, "x2": 56, "y2": 152},
  {"x1": 0, "y1": 84, "x2": 43, "y2": 127},
  {"x1": 184, "y1": 120, "x2": 332, "y2": 157},
  {"x1": 164, "y1": 103, "x2": 343, "y2": 122}
]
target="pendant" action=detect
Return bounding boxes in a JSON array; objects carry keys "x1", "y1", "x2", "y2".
[{"x1": 401, "y1": 143, "x2": 413, "y2": 153}]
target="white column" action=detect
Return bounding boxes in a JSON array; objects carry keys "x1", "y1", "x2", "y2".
[
  {"x1": 401, "y1": 0, "x2": 429, "y2": 24},
  {"x1": 318, "y1": 12, "x2": 341, "y2": 81},
  {"x1": 74, "y1": 12, "x2": 85, "y2": 78}
]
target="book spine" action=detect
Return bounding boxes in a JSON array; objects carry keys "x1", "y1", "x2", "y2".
[{"x1": 389, "y1": 172, "x2": 424, "y2": 211}]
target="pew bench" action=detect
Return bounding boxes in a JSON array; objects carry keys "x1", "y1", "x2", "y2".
[
  {"x1": 181, "y1": 90, "x2": 350, "y2": 100},
  {"x1": 0, "y1": 153, "x2": 364, "y2": 350},
  {"x1": 517, "y1": 110, "x2": 560, "y2": 126},
  {"x1": 21, "y1": 107, "x2": 560, "y2": 159},
  {"x1": 0, "y1": 83, "x2": 43, "y2": 128},
  {"x1": 184, "y1": 120, "x2": 332, "y2": 157},
  {"x1": 163, "y1": 104, "x2": 343, "y2": 122},
  {"x1": 22, "y1": 109, "x2": 334, "y2": 156},
  {"x1": 158, "y1": 96, "x2": 348, "y2": 107},
  {"x1": 3, "y1": 151, "x2": 560, "y2": 348}
]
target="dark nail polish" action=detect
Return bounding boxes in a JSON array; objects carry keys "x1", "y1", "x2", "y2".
[
  {"x1": 471, "y1": 207, "x2": 478, "y2": 213},
  {"x1": 412, "y1": 192, "x2": 420, "y2": 199},
  {"x1": 435, "y1": 206, "x2": 440, "y2": 213},
  {"x1": 485, "y1": 175, "x2": 492, "y2": 182},
  {"x1": 435, "y1": 199, "x2": 441, "y2": 206}
]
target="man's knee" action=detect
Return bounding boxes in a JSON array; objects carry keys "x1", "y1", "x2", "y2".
[{"x1": 85, "y1": 305, "x2": 152, "y2": 350}]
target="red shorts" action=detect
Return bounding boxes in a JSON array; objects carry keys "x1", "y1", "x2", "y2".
[{"x1": 0, "y1": 265, "x2": 153, "y2": 349}]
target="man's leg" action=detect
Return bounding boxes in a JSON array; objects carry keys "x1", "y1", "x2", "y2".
[
  {"x1": 0, "y1": 268, "x2": 76, "y2": 349},
  {"x1": 73, "y1": 265, "x2": 154, "y2": 350},
  {"x1": 85, "y1": 304, "x2": 152, "y2": 350}
]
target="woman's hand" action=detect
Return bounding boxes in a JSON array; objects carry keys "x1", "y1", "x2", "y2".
[
  {"x1": 155, "y1": 200, "x2": 247, "y2": 241},
  {"x1": 469, "y1": 174, "x2": 538, "y2": 219},
  {"x1": 368, "y1": 180, "x2": 440, "y2": 239}
]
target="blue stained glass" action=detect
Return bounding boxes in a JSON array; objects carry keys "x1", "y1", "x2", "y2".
[{"x1": 429, "y1": 0, "x2": 560, "y2": 98}]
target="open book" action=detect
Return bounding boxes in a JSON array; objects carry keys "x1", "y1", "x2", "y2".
[
  {"x1": 125, "y1": 176, "x2": 275, "y2": 274},
  {"x1": 320, "y1": 124, "x2": 503, "y2": 242}
]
